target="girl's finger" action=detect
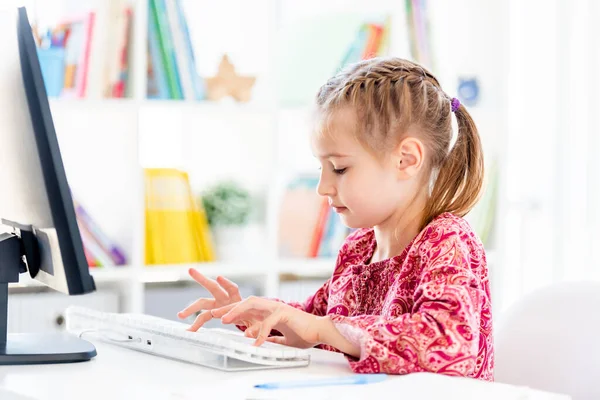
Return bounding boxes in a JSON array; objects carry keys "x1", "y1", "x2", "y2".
[
  {"x1": 266, "y1": 336, "x2": 287, "y2": 345},
  {"x1": 188, "y1": 269, "x2": 229, "y2": 302},
  {"x1": 187, "y1": 310, "x2": 214, "y2": 332},
  {"x1": 254, "y1": 312, "x2": 280, "y2": 347},
  {"x1": 244, "y1": 324, "x2": 259, "y2": 339},
  {"x1": 211, "y1": 303, "x2": 238, "y2": 319},
  {"x1": 221, "y1": 297, "x2": 269, "y2": 324},
  {"x1": 177, "y1": 298, "x2": 216, "y2": 319},
  {"x1": 216, "y1": 276, "x2": 242, "y2": 302}
]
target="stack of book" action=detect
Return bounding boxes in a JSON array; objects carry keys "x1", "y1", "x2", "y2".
[
  {"x1": 147, "y1": 0, "x2": 205, "y2": 100},
  {"x1": 337, "y1": 18, "x2": 390, "y2": 70},
  {"x1": 277, "y1": 176, "x2": 351, "y2": 259},
  {"x1": 74, "y1": 200, "x2": 127, "y2": 268},
  {"x1": 34, "y1": 1, "x2": 133, "y2": 98},
  {"x1": 144, "y1": 168, "x2": 215, "y2": 265}
]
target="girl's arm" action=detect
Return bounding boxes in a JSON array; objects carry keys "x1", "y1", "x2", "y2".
[{"x1": 320, "y1": 231, "x2": 491, "y2": 378}]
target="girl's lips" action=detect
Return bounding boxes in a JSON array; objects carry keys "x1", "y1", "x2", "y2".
[{"x1": 333, "y1": 206, "x2": 347, "y2": 213}]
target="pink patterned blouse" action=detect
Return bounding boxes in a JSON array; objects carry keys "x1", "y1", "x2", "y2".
[{"x1": 289, "y1": 213, "x2": 493, "y2": 381}]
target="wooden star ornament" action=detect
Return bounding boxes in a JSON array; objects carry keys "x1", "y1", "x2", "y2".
[{"x1": 205, "y1": 54, "x2": 256, "y2": 102}]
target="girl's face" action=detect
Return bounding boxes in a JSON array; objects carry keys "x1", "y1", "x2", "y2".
[{"x1": 311, "y1": 108, "x2": 423, "y2": 229}]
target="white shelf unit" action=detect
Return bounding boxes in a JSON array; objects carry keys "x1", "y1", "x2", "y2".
[
  {"x1": 11, "y1": 0, "x2": 507, "y2": 317},
  {"x1": 45, "y1": 94, "x2": 340, "y2": 312}
]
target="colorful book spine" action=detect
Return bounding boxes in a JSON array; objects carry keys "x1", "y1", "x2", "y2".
[
  {"x1": 361, "y1": 24, "x2": 379, "y2": 59},
  {"x1": 83, "y1": 246, "x2": 98, "y2": 267},
  {"x1": 175, "y1": 0, "x2": 205, "y2": 100},
  {"x1": 75, "y1": 203, "x2": 127, "y2": 265},
  {"x1": 308, "y1": 199, "x2": 330, "y2": 257},
  {"x1": 317, "y1": 208, "x2": 337, "y2": 258},
  {"x1": 164, "y1": 0, "x2": 194, "y2": 100},
  {"x1": 79, "y1": 222, "x2": 115, "y2": 267},
  {"x1": 147, "y1": 6, "x2": 169, "y2": 99},
  {"x1": 61, "y1": 21, "x2": 81, "y2": 97},
  {"x1": 368, "y1": 24, "x2": 384, "y2": 59},
  {"x1": 149, "y1": 0, "x2": 183, "y2": 99},
  {"x1": 111, "y1": 7, "x2": 132, "y2": 98},
  {"x1": 338, "y1": 24, "x2": 368, "y2": 70},
  {"x1": 75, "y1": 12, "x2": 95, "y2": 98}
]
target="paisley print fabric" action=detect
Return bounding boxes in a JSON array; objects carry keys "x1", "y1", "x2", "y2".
[{"x1": 288, "y1": 213, "x2": 493, "y2": 381}]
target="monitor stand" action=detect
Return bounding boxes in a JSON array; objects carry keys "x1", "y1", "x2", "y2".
[{"x1": 0, "y1": 231, "x2": 96, "y2": 364}]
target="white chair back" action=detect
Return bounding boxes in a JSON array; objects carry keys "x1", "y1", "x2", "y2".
[{"x1": 495, "y1": 281, "x2": 600, "y2": 400}]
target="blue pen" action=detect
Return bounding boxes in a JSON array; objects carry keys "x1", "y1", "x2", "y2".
[{"x1": 254, "y1": 374, "x2": 387, "y2": 390}]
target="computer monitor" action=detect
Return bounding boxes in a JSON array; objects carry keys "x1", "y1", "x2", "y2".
[{"x1": 0, "y1": 7, "x2": 96, "y2": 364}]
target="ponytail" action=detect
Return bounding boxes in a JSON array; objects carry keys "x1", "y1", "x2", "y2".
[{"x1": 422, "y1": 105, "x2": 484, "y2": 229}]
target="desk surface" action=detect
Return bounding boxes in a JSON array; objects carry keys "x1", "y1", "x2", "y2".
[{"x1": 0, "y1": 340, "x2": 570, "y2": 400}]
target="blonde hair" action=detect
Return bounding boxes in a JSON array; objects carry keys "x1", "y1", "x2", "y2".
[{"x1": 315, "y1": 57, "x2": 484, "y2": 229}]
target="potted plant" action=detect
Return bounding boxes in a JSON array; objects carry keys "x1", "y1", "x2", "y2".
[{"x1": 200, "y1": 181, "x2": 257, "y2": 260}]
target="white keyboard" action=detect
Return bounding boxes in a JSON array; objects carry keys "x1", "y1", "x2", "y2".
[{"x1": 65, "y1": 306, "x2": 310, "y2": 371}]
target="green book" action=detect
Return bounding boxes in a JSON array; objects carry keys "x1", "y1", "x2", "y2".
[{"x1": 149, "y1": 0, "x2": 183, "y2": 99}]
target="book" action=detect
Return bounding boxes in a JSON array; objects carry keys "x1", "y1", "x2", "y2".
[
  {"x1": 175, "y1": 0, "x2": 206, "y2": 100},
  {"x1": 36, "y1": 2, "x2": 133, "y2": 99},
  {"x1": 149, "y1": 0, "x2": 183, "y2": 99},
  {"x1": 164, "y1": 0, "x2": 195, "y2": 100},
  {"x1": 85, "y1": 0, "x2": 130, "y2": 98},
  {"x1": 146, "y1": 0, "x2": 205, "y2": 100},
  {"x1": 336, "y1": 19, "x2": 389, "y2": 72},
  {"x1": 109, "y1": 6, "x2": 132, "y2": 98},
  {"x1": 73, "y1": 198, "x2": 127, "y2": 268},
  {"x1": 74, "y1": 12, "x2": 95, "y2": 98},
  {"x1": 147, "y1": 6, "x2": 170, "y2": 99},
  {"x1": 278, "y1": 175, "x2": 350, "y2": 259},
  {"x1": 308, "y1": 198, "x2": 330, "y2": 257},
  {"x1": 145, "y1": 168, "x2": 215, "y2": 265}
]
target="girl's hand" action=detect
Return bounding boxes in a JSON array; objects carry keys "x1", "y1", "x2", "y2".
[
  {"x1": 211, "y1": 297, "x2": 327, "y2": 348},
  {"x1": 177, "y1": 268, "x2": 245, "y2": 331}
]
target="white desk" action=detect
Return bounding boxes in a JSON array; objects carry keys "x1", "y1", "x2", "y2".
[{"x1": 0, "y1": 340, "x2": 570, "y2": 400}]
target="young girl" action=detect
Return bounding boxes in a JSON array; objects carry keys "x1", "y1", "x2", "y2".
[{"x1": 178, "y1": 57, "x2": 493, "y2": 381}]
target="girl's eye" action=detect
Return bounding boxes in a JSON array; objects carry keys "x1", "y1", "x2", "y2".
[{"x1": 333, "y1": 168, "x2": 347, "y2": 175}]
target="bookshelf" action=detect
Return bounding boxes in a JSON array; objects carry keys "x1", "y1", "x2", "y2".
[{"x1": 14, "y1": 0, "x2": 506, "y2": 317}]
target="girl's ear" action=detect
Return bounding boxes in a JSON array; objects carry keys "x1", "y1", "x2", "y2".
[{"x1": 394, "y1": 136, "x2": 425, "y2": 180}]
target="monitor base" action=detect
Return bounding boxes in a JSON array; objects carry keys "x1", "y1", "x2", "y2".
[{"x1": 0, "y1": 333, "x2": 96, "y2": 365}]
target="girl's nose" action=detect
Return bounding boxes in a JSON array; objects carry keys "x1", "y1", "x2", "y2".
[{"x1": 317, "y1": 174, "x2": 335, "y2": 197}]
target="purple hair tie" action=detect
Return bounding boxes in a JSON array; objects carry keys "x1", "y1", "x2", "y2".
[{"x1": 451, "y1": 97, "x2": 461, "y2": 113}]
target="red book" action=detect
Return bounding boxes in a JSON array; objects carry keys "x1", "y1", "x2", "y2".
[
  {"x1": 362, "y1": 24, "x2": 384, "y2": 60},
  {"x1": 308, "y1": 199, "x2": 330, "y2": 258},
  {"x1": 112, "y1": 7, "x2": 132, "y2": 98}
]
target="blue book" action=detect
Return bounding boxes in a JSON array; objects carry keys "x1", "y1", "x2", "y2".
[
  {"x1": 147, "y1": 8, "x2": 169, "y2": 99},
  {"x1": 318, "y1": 209, "x2": 336, "y2": 258},
  {"x1": 175, "y1": 0, "x2": 205, "y2": 100},
  {"x1": 329, "y1": 217, "x2": 350, "y2": 256}
]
